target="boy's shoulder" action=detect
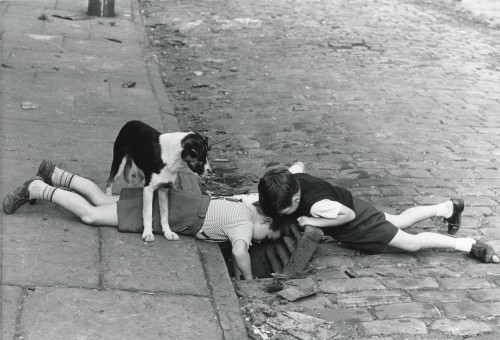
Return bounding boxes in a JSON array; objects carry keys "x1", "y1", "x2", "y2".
[{"x1": 293, "y1": 172, "x2": 327, "y2": 183}]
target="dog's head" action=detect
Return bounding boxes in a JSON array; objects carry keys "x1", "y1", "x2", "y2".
[{"x1": 181, "y1": 133, "x2": 212, "y2": 177}]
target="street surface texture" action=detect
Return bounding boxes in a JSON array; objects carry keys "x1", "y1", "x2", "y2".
[{"x1": 140, "y1": 0, "x2": 500, "y2": 339}]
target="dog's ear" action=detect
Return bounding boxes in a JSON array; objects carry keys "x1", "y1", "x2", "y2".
[
  {"x1": 203, "y1": 136, "x2": 211, "y2": 151},
  {"x1": 193, "y1": 132, "x2": 211, "y2": 151}
]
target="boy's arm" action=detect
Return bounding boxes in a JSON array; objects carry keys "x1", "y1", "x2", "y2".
[
  {"x1": 232, "y1": 240, "x2": 252, "y2": 280},
  {"x1": 298, "y1": 204, "x2": 355, "y2": 228}
]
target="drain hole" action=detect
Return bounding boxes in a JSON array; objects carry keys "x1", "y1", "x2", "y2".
[
  {"x1": 220, "y1": 241, "x2": 275, "y2": 279},
  {"x1": 220, "y1": 223, "x2": 323, "y2": 279}
]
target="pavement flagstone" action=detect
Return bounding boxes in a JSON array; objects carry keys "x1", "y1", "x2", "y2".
[{"x1": 0, "y1": 1, "x2": 247, "y2": 339}]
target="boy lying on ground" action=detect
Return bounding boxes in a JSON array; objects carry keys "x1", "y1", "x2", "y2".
[
  {"x1": 3, "y1": 160, "x2": 280, "y2": 280},
  {"x1": 258, "y1": 162, "x2": 499, "y2": 263}
]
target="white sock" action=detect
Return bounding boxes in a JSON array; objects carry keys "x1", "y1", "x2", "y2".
[
  {"x1": 288, "y1": 162, "x2": 305, "y2": 174},
  {"x1": 29, "y1": 180, "x2": 58, "y2": 201},
  {"x1": 454, "y1": 238, "x2": 475, "y2": 253},
  {"x1": 436, "y1": 201, "x2": 452, "y2": 218},
  {"x1": 52, "y1": 167, "x2": 76, "y2": 189}
]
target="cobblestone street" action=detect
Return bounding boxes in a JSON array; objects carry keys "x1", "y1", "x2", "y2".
[{"x1": 140, "y1": 0, "x2": 500, "y2": 338}]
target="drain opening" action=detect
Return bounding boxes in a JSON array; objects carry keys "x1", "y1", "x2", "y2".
[
  {"x1": 220, "y1": 223, "x2": 324, "y2": 279},
  {"x1": 220, "y1": 241, "x2": 274, "y2": 279}
]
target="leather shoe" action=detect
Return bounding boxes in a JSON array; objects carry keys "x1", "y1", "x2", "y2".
[
  {"x1": 470, "y1": 240, "x2": 495, "y2": 263},
  {"x1": 36, "y1": 159, "x2": 55, "y2": 185},
  {"x1": 3, "y1": 179, "x2": 38, "y2": 214},
  {"x1": 445, "y1": 198, "x2": 464, "y2": 235}
]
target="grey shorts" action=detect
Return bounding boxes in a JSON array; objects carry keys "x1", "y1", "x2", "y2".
[{"x1": 117, "y1": 188, "x2": 210, "y2": 237}]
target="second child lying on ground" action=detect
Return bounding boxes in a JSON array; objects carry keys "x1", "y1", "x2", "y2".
[
  {"x1": 258, "y1": 162, "x2": 499, "y2": 263},
  {"x1": 3, "y1": 160, "x2": 280, "y2": 280}
]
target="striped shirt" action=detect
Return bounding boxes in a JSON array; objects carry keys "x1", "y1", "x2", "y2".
[{"x1": 196, "y1": 199, "x2": 255, "y2": 248}]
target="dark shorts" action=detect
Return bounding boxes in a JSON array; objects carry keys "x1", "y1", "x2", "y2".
[
  {"x1": 116, "y1": 188, "x2": 210, "y2": 236},
  {"x1": 323, "y1": 198, "x2": 399, "y2": 254}
]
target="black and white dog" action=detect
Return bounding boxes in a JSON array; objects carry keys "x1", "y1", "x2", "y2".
[{"x1": 106, "y1": 120, "x2": 211, "y2": 242}]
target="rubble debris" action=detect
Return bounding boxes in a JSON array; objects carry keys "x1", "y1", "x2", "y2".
[
  {"x1": 277, "y1": 278, "x2": 316, "y2": 302},
  {"x1": 51, "y1": 13, "x2": 87, "y2": 21},
  {"x1": 105, "y1": 38, "x2": 122, "y2": 43},
  {"x1": 267, "y1": 311, "x2": 337, "y2": 340},
  {"x1": 121, "y1": 81, "x2": 136, "y2": 88},
  {"x1": 38, "y1": 13, "x2": 49, "y2": 21},
  {"x1": 21, "y1": 101, "x2": 39, "y2": 110}
]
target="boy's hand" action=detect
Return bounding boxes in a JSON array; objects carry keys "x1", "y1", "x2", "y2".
[{"x1": 297, "y1": 216, "x2": 315, "y2": 227}]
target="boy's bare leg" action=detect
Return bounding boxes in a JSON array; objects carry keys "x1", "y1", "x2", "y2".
[
  {"x1": 388, "y1": 229, "x2": 499, "y2": 263},
  {"x1": 38, "y1": 160, "x2": 118, "y2": 206},
  {"x1": 385, "y1": 201, "x2": 453, "y2": 229},
  {"x1": 69, "y1": 175, "x2": 119, "y2": 206},
  {"x1": 30, "y1": 180, "x2": 119, "y2": 226}
]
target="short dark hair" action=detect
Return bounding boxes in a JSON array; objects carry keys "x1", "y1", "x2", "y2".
[{"x1": 258, "y1": 168, "x2": 300, "y2": 219}]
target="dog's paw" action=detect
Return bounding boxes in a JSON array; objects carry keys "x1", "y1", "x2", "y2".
[
  {"x1": 142, "y1": 232, "x2": 155, "y2": 242},
  {"x1": 164, "y1": 231, "x2": 179, "y2": 241}
]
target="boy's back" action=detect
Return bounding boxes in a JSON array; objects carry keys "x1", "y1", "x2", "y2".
[{"x1": 292, "y1": 173, "x2": 354, "y2": 218}]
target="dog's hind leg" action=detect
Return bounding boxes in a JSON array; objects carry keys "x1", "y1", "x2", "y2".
[
  {"x1": 106, "y1": 156, "x2": 127, "y2": 195},
  {"x1": 123, "y1": 159, "x2": 145, "y2": 187}
]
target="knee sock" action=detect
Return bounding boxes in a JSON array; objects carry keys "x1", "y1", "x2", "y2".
[
  {"x1": 28, "y1": 180, "x2": 58, "y2": 201},
  {"x1": 51, "y1": 167, "x2": 76, "y2": 189},
  {"x1": 436, "y1": 201, "x2": 453, "y2": 218},
  {"x1": 454, "y1": 238, "x2": 475, "y2": 253}
]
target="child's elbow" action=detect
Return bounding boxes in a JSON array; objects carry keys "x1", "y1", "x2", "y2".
[
  {"x1": 347, "y1": 209, "x2": 356, "y2": 222},
  {"x1": 232, "y1": 240, "x2": 249, "y2": 258}
]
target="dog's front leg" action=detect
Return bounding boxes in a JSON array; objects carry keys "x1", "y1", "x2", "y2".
[
  {"x1": 142, "y1": 186, "x2": 155, "y2": 242},
  {"x1": 158, "y1": 187, "x2": 179, "y2": 240}
]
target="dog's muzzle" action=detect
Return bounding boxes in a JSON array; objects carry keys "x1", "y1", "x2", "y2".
[{"x1": 189, "y1": 161, "x2": 212, "y2": 177}]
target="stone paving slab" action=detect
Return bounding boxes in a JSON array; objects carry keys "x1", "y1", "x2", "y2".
[
  {"x1": 102, "y1": 227, "x2": 210, "y2": 295},
  {"x1": 73, "y1": 92, "x2": 161, "y2": 125},
  {"x1": 2, "y1": 91, "x2": 74, "y2": 123},
  {"x1": 1, "y1": 32, "x2": 64, "y2": 52},
  {"x1": 1, "y1": 215, "x2": 100, "y2": 287},
  {"x1": 33, "y1": 70, "x2": 110, "y2": 95},
  {"x1": 1, "y1": 285, "x2": 23, "y2": 340},
  {"x1": 19, "y1": 286, "x2": 222, "y2": 340},
  {"x1": 4, "y1": 48, "x2": 142, "y2": 72},
  {"x1": 2, "y1": 119, "x2": 77, "y2": 160}
]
